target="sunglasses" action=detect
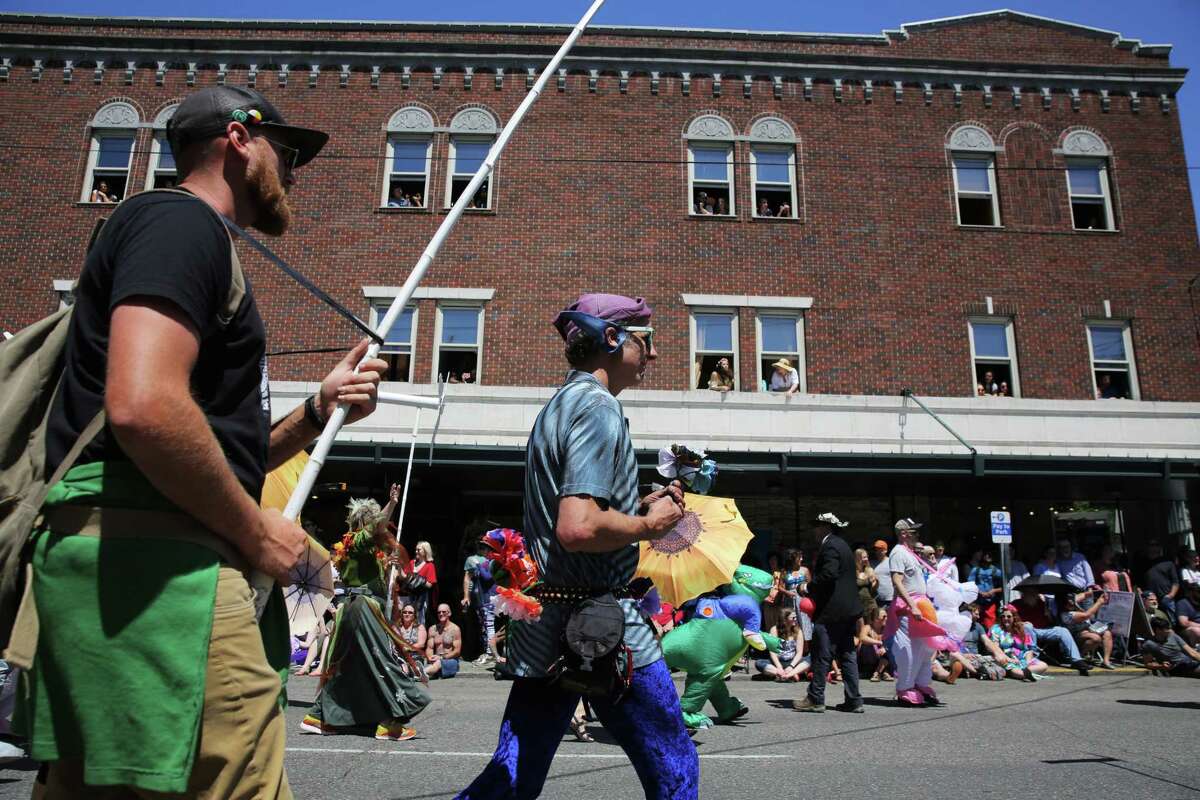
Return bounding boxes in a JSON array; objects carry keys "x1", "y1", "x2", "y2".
[
  {"x1": 258, "y1": 134, "x2": 299, "y2": 172},
  {"x1": 623, "y1": 325, "x2": 654, "y2": 351}
]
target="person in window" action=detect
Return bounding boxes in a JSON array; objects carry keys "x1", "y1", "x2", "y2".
[
  {"x1": 89, "y1": 180, "x2": 116, "y2": 203},
  {"x1": 776, "y1": 201, "x2": 791, "y2": 218},
  {"x1": 715, "y1": 196, "x2": 727, "y2": 215},
  {"x1": 707, "y1": 356, "x2": 734, "y2": 392},
  {"x1": 409, "y1": 192, "x2": 423, "y2": 208},
  {"x1": 769, "y1": 358, "x2": 799, "y2": 394},
  {"x1": 461, "y1": 371, "x2": 475, "y2": 384},
  {"x1": 981, "y1": 370, "x2": 999, "y2": 395},
  {"x1": 1096, "y1": 373, "x2": 1125, "y2": 399},
  {"x1": 387, "y1": 186, "x2": 410, "y2": 208},
  {"x1": 976, "y1": 383, "x2": 986, "y2": 396},
  {"x1": 694, "y1": 191, "x2": 711, "y2": 214},
  {"x1": 757, "y1": 198, "x2": 772, "y2": 217},
  {"x1": 998, "y1": 381, "x2": 1010, "y2": 397}
]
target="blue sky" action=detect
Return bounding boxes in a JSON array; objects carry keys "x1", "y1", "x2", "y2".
[{"x1": 4, "y1": 0, "x2": 1199, "y2": 234}]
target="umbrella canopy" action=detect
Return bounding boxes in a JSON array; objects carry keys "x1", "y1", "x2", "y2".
[
  {"x1": 261, "y1": 451, "x2": 335, "y2": 636},
  {"x1": 635, "y1": 493, "x2": 753, "y2": 607},
  {"x1": 1013, "y1": 573, "x2": 1077, "y2": 595}
]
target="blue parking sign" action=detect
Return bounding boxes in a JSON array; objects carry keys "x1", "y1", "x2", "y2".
[{"x1": 990, "y1": 511, "x2": 1012, "y2": 543}]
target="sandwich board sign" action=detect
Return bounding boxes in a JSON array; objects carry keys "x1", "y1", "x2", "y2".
[{"x1": 990, "y1": 511, "x2": 1012, "y2": 544}]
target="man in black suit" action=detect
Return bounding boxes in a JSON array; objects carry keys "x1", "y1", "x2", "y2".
[{"x1": 794, "y1": 512, "x2": 864, "y2": 713}]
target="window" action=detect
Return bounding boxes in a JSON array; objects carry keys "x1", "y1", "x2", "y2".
[
  {"x1": 690, "y1": 311, "x2": 737, "y2": 390},
  {"x1": 757, "y1": 314, "x2": 804, "y2": 392},
  {"x1": 686, "y1": 115, "x2": 736, "y2": 216},
  {"x1": 1061, "y1": 130, "x2": 1115, "y2": 231},
  {"x1": 968, "y1": 319, "x2": 1019, "y2": 397},
  {"x1": 434, "y1": 305, "x2": 483, "y2": 383},
  {"x1": 751, "y1": 148, "x2": 796, "y2": 218},
  {"x1": 1087, "y1": 323, "x2": 1138, "y2": 399},
  {"x1": 82, "y1": 101, "x2": 140, "y2": 203},
  {"x1": 953, "y1": 155, "x2": 999, "y2": 226},
  {"x1": 446, "y1": 109, "x2": 499, "y2": 210},
  {"x1": 369, "y1": 303, "x2": 417, "y2": 381},
  {"x1": 1066, "y1": 159, "x2": 1114, "y2": 231},
  {"x1": 382, "y1": 107, "x2": 435, "y2": 208},
  {"x1": 145, "y1": 104, "x2": 178, "y2": 190}
]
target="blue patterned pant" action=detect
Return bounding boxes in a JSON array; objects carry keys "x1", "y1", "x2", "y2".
[{"x1": 457, "y1": 659, "x2": 699, "y2": 799}]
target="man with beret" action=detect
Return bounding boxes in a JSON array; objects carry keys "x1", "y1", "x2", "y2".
[
  {"x1": 459, "y1": 294, "x2": 699, "y2": 799},
  {"x1": 20, "y1": 86, "x2": 388, "y2": 798}
]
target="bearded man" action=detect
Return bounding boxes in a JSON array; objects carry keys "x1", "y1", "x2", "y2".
[{"x1": 19, "y1": 86, "x2": 389, "y2": 798}]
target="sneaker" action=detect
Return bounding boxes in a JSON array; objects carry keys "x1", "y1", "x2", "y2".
[
  {"x1": 834, "y1": 702, "x2": 864, "y2": 714},
  {"x1": 792, "y1": 696, "x2": 825, "y2": 713},
  {"x1": 299, "y1": 715, "x2": 333, "y2": 735},
  {"x1": 375, "y1": 720, "x2": 417, "y2": 741},
  {"x1": 473, "y1": 654, "x2": 494, "y2": 666},
  {"x1": 896, "y1": 689, "x2": 925, "y2": 707}
]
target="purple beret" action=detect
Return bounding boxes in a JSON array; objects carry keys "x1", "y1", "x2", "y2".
[{"x1": 553, "y1": 293, "x2": 652, "y2": 344}]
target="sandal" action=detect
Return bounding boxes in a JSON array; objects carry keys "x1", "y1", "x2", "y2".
[{"x1": 569, "y1": 717, "x2": 594, "y2": 743}]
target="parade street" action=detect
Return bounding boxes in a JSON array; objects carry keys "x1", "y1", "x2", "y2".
[{"x1": 10, "y1": 667, "x2": 1192, "y2": 800}]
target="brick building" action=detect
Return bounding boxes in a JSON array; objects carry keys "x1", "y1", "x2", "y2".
[{"x1": 1, "y1": 10, "x2": 1198, "y2": 606}]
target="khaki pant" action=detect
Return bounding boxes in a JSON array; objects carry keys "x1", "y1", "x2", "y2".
[{"x1": 34, "y1": 567, "x2": 292, "y2": 799}]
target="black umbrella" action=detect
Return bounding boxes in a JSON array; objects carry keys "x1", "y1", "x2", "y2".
[{"x1": 1013, "y1": 574, "x2": 1077, "y2": 595}]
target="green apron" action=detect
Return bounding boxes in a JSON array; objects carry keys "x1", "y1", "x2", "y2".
[{"x1": 15, "y1": 461, "x2": 290, "y2": 793}]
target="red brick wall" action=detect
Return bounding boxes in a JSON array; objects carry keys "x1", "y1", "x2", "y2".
[{"x1": 0, "y1": 16, "x2": 1196, "y2": 401}]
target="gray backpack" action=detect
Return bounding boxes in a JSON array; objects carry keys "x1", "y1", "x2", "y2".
[{"x1": 0, "y1": 189, "x2": 243, "y2": 659}]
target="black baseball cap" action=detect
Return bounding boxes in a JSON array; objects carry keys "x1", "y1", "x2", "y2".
[{"x1": 167, "y1": 86, "x2": 328, "y2": 168}]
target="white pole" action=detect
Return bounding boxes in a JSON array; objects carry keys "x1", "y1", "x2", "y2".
[
  {"x1": 255, "y1": 0, "x2": 608, "y2": 616},
  {"x1": 384, "y1": 412, "x2": 422, "y2": 621}
]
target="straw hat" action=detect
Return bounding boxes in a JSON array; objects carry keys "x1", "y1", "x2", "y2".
[{"x1": 771, "y1": 357, "x2": 794, "y2": 371}]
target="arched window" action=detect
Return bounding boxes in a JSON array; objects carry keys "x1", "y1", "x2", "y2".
[
  {"x1": 686, "y1": 114, "x2": 735, "y2": 216},
  {"x1": 146, "y1": 104, "x2": 178, "y2": 190},
  {"x1": 446, "y1": 108, "x2": 498, "y2": 209},
  {"x1": 748, "y1": 117, "x2": 797, "y2": 219},
  {"x1": 382, "y1": 106, "x2": 435, "y2": 209},
  {"x1": 82, "y1": 101, "x2": 140, "y2": 203},
  {"x1": 947, "y1": 124, "x2": 1000, "y2": 227},
  {"x1": 1061, "y1": 130, "x2": 1115, "y2": 231}
]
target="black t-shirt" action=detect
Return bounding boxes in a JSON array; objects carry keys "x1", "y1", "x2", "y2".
[
  {"x1": 46, "y1": 191, "x2": 271, "y2": 499},
  {"x1": 1144, "y1": 558, "x2": 1180, "y2": 599}
]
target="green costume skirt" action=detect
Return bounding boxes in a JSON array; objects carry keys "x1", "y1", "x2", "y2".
[
  {"x1": 15, "y1": 461, "x2": 290, "y2": 794},
  {"x1": 309, "y1": 594, "x2": 430, "y2": 728}
]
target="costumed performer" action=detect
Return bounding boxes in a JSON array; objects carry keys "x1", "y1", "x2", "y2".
[
  {"x1": 885, "y1": 518, "x2": 945, "y2": 707},
  {"x1": 457, "y1": 293, "x2": 698, "y2": 800},
  {"x1": 300, "y1": 495, "x2": 430, "y2": 741},
  {"x1": 661, "y1": 565, "x2": 780, "y2": 729}
]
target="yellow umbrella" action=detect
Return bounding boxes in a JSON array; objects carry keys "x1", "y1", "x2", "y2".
[
  {"x1": 636, "y1": 493, "x2": 754, "y2": 607},
  {"x1": 260, "y1": 451, "x2": 334, "y2": 636}
]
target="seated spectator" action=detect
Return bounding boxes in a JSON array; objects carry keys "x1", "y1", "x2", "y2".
[
  {"x1": 755, "y1": 609, "x2": 809, "y2": 682},
  {"x1": 956, "y1": 603, "x2": 1008, "y2": 680},
  {"x1": 757, "y1": 198, "x2": 772, "y2": 216},
  {"x1": 856, "y1": 607, "x2": 892, "y2": 682},
  {"x1": 695, "y1": 191, "x2": 712, "y2": 214},
  {"x1": 1143, "y1": 540, "x2": 1181, "y2": 613},
  {"x1": 1175, "y1": 583, "x2": 1200, "y2": 646},
  {"x1": 294, "y1": 609, "x2": 333, "y2": 676},
  {"x1": 1014, "y1": 590, "x2": 1092, "y2": 674},
  {"x1": 990, "y1": 606, "x2": 1047, "y2": 681},
  {"x1": 968, "y1": 549, "x2": 1003, "y2": 627},
  {"x1": 89, "y1": 180, "x2": 116, "y2": 203},
  {"x1": 387, "y1": 186, "x2": 410, "y2": 207},
  {"x1": 768, "y1": 358, "x2": 800, "y2": 394},
  {"x1": 707, "y1": 356, "x2": 734, "y2": 392},
  {"x1": 1060, "y1": 591, "x2": 1115, "y2": 670},
  {"x1": 396, "y1": 603, "x2": 427, "y2": 661},
  {"x1": 1012, "y1": 588, "x2": 1052, "y2": 629},
  {"x1": 425, "y1": 603, "x2": 462, "y2": 679},
  {"x1": 1141, "y1": 616, "x2": 1200, "y2": 677},
  {"x1": 1180, "y1": 549, "x2": 1200, "y2": 591},
  {"x1": 1143, "y1": 591, "x2": 1172, "y2": 628},
  {"x1": 981, "y1": 370, "x2": 999, "y2": 395}
]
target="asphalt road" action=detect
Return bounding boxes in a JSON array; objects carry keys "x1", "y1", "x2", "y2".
[{"x1": 2, "y1": 667, "x2": 1198, "y2": 799}]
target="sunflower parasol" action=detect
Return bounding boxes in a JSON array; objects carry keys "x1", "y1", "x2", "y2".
[
  {"x1": 635, "y1": 493, "x2": 753, "y2": 607},
  {"x1": 260, "y1": 450, "x2": 335, "y2": 636}
]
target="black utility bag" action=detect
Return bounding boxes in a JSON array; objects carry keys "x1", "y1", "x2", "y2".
[{"x1": 551, "y1": 593, "x2": 633, "y2": 701}]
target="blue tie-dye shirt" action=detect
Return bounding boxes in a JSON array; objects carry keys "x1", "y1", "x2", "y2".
[{"x1": 506, "y1": 370, "x2": 662, "y2": 677}]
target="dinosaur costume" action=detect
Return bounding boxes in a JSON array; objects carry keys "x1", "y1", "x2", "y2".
[{"x1": 661, "y1": 565, "x2": 780, "y2": 729}]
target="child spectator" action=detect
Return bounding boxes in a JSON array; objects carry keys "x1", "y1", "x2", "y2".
[{"x1": 1142, "y1": 617, "x2": 1200, "y2": 677}]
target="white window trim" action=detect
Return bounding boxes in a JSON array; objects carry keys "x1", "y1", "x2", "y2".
[
  {"x1": 143, "y1": 132, "x2": 176, "y2": 191},
  {"x1": 81, "y1": 130, "x2": 136, "y2": 203},
  {"x1": 363, "y1": 286, "x2": 495, "y2": 301},
  {"x1": 967, "y1": 317, "x2": 1020, "y2": 397},
  {"x1": 381, "y1": 135, "x2": 432, "y2": 208},
  {"x1": 53, "y1": 279, "x2": 76, "y2": 310},
  {"x1": 687, "y1": 142, "x2": 735, "y2": 216},
  {"x1": 446, "y1": 136, "x2": 495, "y2": 210},
  {"x1": 368, "y1": 303, "x2": 418, "y2": 382},
  {"x1": 749, "y1": 145, "x2": 797, "y2": 218},
  {"x1": 1086, "y1": 320, "x2": 1139, "y2": 400},
  {"x1": 951, "y1": 152, "x2": 1001, "y2": 227},
  {"x1": 681, "y1": 293, "x2": 812, "y2": 310},
  {"x1": 755, "y1": 312, "x2": 806, "y2": 393},
  {"x1": 689, "y1": 308, "x2": 739, "y2": 391},
  {"x1": 1066, "y1": 157, "x2": 1116, "y2": 232},
  {"x1": 432, "y1": 303, "x2": 485, "y2": 384}
]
